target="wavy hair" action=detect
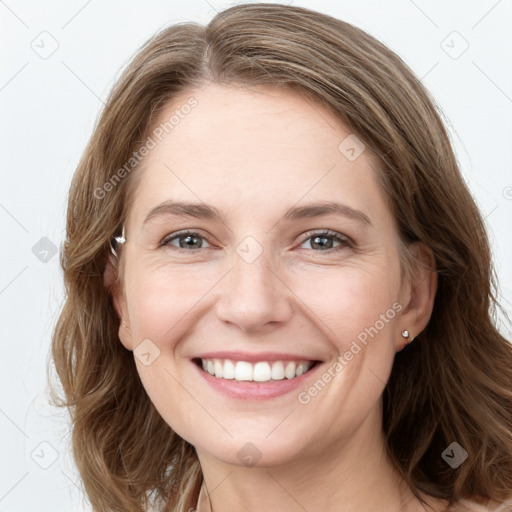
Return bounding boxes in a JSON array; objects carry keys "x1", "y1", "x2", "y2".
[{"x1": 51, "y1": 3, "x2": 512, "y2": 511}]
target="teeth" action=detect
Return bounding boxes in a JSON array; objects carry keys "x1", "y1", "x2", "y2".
[
  {"x1": 284, "y1": 362, "x2": 296, "y2": 379},
  {"x1": 223, "y1": 359, "x2": 235, "y2": 379},
  {"x1": 234, "y1": 361, "x2": 253, "y2": 381},
  {"x1": 199, "y1": 358, "x2": 315, "y2": 382},
  {"x1": 253, "y1": 362, "x2": 271, "y2": 382},
  {"x1": 271, "y1": 361, "x2": 285, "y2": 380},
  {"x1": 214, "y1": 359, "x2": 223, "y2": 378}
]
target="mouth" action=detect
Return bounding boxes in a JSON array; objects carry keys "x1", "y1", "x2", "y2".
[{"x1": 192, "y1": 357, "x2": 321, "y2": 383}]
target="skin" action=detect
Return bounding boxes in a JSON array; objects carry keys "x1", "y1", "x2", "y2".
[{"x1": 105, "y1": 83, "x2": 445, "y2": 511}]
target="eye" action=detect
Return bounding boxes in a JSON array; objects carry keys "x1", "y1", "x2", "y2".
[
  {"x1": 160, "y1": 230, "x2": 212, "y2": 251},
  {"x1": 159, "y1": 229, "x2": 353, "y2": 253},
  {"x1": 298, "y1": 230, "x2": 352, "y2": 252}
]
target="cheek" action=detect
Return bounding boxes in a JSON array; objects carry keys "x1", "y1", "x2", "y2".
[
  {"x1": 125, "y1": 261, "x2": 219, "y2": 344},
  {"x1": 287, "y1": 264, "x2": 401, "y2": 435},
  {"x1": 290, "y1": 259, "x2": 402, "y2": 347},
  {"x1": 290, "y1": 260, "x2": 402, "y2": 410}
]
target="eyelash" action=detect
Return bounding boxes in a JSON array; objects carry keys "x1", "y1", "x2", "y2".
[{"x1": 159, "y1": 229, "x2": 354, "y2": 254}]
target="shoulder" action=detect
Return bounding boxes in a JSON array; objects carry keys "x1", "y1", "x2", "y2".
[{"x1": 449, "y1": 498, "x2": 512, "y2": 512}]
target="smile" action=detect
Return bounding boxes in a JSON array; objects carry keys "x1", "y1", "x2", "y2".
[{"x1": 195, "y1": 358, "x2": 317, "y2": 382}]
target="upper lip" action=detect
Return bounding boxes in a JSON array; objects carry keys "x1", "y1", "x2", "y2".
[{"x1": 193, "y1": 351, "x2": 322, "y2": 363}]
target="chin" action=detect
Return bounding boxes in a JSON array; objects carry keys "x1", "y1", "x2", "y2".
[{"x1": 193, "y1": 430, "x2": 312, "y2": 469}]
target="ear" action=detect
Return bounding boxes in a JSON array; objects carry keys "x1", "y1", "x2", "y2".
[
  {"x1": 104, "y1": 256, "x2": 134, "y2": 351},
  {"x1": 396, "y1": 242, "x2": 438, "y2": 351}
]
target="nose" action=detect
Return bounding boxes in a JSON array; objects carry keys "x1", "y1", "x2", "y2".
[{"x1": 215, "y1": 248, "x2": 293, "y2": 333}]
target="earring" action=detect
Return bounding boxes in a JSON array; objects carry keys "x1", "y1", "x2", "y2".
[
  {"x1": 401, "y1": 330, "x2": 415, "y2": 343},
  {"x1": 110, "y1": 226, "x2": 126, "y2": 258}
]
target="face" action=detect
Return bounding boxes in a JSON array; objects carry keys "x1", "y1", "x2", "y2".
[{"x1": 109, "y1": 83, "x2": 434, "y2": 469}]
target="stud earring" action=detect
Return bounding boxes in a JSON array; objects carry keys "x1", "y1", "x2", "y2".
[
  {"x1": 401, "y1": 330, "x2": 415, "y2": 343},
  {"x1": 110, "y1": 225, "x2": 126, "y2": 258}
]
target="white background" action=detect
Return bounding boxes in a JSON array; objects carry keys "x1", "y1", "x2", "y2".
[{"x1": 1, "y1": 0, "x2": 511, "y2": 510}]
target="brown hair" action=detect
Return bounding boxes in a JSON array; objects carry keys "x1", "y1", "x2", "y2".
[{"x1": 51, "y1": 3, "x2": 512, "y2": 511}]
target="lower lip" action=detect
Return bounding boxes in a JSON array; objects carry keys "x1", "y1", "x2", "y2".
[{"x1": 192, "y1": 360, "x2": 322, "y2": 400}]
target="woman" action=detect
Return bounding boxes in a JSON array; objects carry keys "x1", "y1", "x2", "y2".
[{"x1": 51, "y1": 3, "x2": 512, "y2": 511}]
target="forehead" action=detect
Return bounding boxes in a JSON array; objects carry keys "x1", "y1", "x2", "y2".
[{"x1": 126, "y1": 83, "x2": 388, "y2": 231}]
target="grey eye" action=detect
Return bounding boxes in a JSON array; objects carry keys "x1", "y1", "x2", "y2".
[
  {"x1": 299, "y1": 231, "x2": 350, "y2": 251},
  {"x1": 163, "y1": 231, "x2": 212, "y2": 250}
]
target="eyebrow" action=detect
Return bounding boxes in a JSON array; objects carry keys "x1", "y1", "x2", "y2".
[{"x1": 143, "y1": 200, "x2": 372, "y2": 227}]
